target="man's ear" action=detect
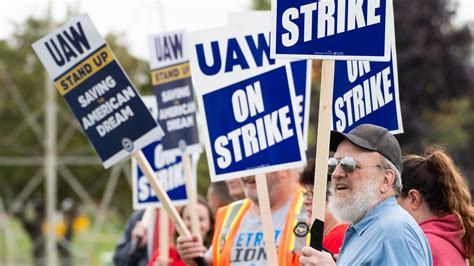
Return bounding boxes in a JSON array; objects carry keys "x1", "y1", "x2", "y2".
[
  {"x1": 406, "y1": 189, "x2": 422, "y2": 210},
  {"x1": 380, "y1": 169, "x2": 396, "y2": 194}
]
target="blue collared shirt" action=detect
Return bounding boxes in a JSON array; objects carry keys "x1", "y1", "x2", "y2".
[{"x1": 337, "y1": 197, "x2": 432, "y2": 265}]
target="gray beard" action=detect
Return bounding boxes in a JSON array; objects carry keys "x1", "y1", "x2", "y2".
[{"x1": 328, "y1": 178, "x2": 381, "y2": 224}]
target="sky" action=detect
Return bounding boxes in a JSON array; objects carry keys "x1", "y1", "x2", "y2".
[
  {"x1": 0, "y1": 0, "x2": 252, "y2": 60},
  {"x1": 0, "y1": 0, "x2": 472, "y2": 61}
]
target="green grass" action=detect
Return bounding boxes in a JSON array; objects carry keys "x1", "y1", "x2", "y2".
[{"x1": 0, "y1": 215, "x2": 122, "y2": 266}]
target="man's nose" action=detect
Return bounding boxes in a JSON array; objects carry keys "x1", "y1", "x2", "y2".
[{"x1": 331, "y1": 163, "x2": 346, "y2": 180}]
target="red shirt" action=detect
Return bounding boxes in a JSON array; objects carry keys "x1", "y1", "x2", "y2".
[
  {"x1": 323, "y1": 223, "x2": 348, "y2": 254},
  {"x1": 147, "y1": 246, "x2": 185, "y2": 266}
]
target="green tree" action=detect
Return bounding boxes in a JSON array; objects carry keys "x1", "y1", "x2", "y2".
[{"x1": 0, "y1": 15, "x2": 152, "y2": 218}]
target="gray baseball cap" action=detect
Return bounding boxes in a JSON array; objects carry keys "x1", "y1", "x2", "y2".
[{"x1": 330, "y1": 124, "x2": 402, "y2": 173}]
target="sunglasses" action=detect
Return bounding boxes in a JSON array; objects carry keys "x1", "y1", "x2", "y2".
[{"x1": 328, "y1": 156, "x2": 381, "y2": 175}]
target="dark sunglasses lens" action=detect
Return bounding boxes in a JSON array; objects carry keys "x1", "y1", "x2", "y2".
[
  {"x1": 328, "y1": 157, "x2": 338, "y2": 174},
  {"x1": 340, "y1": 157, "x2": 356, "y2": 173}
]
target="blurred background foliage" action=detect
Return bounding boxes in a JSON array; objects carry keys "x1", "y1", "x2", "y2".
[{"x1": 0, "y1": 0, "x2": 473, "y2": 264}]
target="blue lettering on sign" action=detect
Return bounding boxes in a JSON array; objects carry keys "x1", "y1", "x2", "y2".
[
  {"x1": 45, "y1": 22, "x2": 91, "y2": 66},
  {"x1": 154, "y1": 33, "x2": 184, "y2": 62},
  {"x1": 274, "y1": 0, "x2": 388, "y2": 58},
  {"x1": 195, "y1": 33, "x2": 275, "y2": 76},
  {"x1": 203, "y1": 66, "x2": 302, "y2": 175},
  {"x1": 332, "y1": 49, "x2": 401, "y2": 133}
]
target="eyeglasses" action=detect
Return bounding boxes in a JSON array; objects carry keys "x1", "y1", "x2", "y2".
[
  {"x1": 302, "y1": 190, "x2": 313, "y2": 200},
  {"x1": 328, "y1": 156, "x2": 381, "y2": 175}
]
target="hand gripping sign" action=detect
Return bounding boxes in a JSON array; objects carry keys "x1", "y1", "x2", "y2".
[
  {"x1": 271, "y1": 0, "x2": 393, "y2": 61},
  {"x1": 228, "y1": 11, "x2": 313, "y2": 149},
  {"x1": 32, "y1": 14, "x2": 163, "y2": 168},
  {"x1": 148, "y1": 30, "x2": 201, "y2": 157},
  {"x1": 188, "y1": 23, "x2": 306, "y2": 265},
  {"x1": 33, "y1": 15, "x2": 203, "y2": 259}
]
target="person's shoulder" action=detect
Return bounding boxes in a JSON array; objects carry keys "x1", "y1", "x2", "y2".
[
  {"x1": 215, "y1": 199, "x2": 248, "y2": 218},
  {"x1": 374, "y1": 204, "x2": 422, "y2": 238}
]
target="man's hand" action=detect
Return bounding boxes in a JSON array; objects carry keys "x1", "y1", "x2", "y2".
[
  {"x1": 299, "y1": 246, "x2": 336, "y2": 266},
  {"x1": 131, "y1": 222, "x2": 147, "y2": 248},
  {"x1": 176, "y1": 235, "x2": 208, "y2": 265}
]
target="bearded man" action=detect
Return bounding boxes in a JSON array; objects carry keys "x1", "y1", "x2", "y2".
[{"x1": 299, "y1": 124, "x2": 432, "y2": 265}]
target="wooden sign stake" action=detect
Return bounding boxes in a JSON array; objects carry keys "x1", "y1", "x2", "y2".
[
  {"x1": 310, "y1": 59, "x2": 335, "y2": 251},
  {"x1": 256, "y1": 173, "x2": 278, "y2": 266}
]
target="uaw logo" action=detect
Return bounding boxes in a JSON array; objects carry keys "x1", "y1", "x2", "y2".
[
  {"x1": 122, "y1": 137, "x2": 134, "y2": 152},
  {"x1": 293, "y1": 222, "x2": 309, "y2": 237}
]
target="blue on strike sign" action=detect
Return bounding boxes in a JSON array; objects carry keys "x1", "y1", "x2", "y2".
[
  {"x1": 202, "y1": 66, "x2": 305, "y2": 181},
  {"x1": 228, "y1": 12, "x2": 312, "y2": 149},
  {"x1": 189, "y1": 24, "x2": 306, "y2": 181},
  {"x1": 271, "y1": 0, "x2": 393, "y2": 61},
  {"x1": 32, "y1": 14, "x2": 163, "y2": 168},
  {"x1": 132, "y1": 141, "x2": 193, "y2": 209},
  {"x1": 332, "y1": 46, "x2": 403, "y2": 134}
]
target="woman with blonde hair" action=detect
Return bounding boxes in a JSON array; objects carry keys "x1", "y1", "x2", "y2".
[{"x1": 397, "y1": 146, "x2": 474, "y2": 265}]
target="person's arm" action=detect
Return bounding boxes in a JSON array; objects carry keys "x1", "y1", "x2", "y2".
[
  {"x1": 176, "y1": 236, "x2": 210, "y2": 265},
  {"x1": 113, "y1": 211, "x2": 148, "y2": 266},
  {"x1": 299, "y1": 246, "x2": 336, "y2": 266}
]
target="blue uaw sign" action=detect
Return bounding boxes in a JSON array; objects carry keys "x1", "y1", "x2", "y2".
[
  {"x1": 148, "y1": 30, "x2": 201, "y2": 157},
  {"x1": 271, "y1": 0, "x2": 393, "y2": 61},
  {"x1": 32, "y1": 14, "x2": 163, "y2": 168},
  {"x1": 332, "y1": 45, "x2": 403, "y2": 134},
  {"x1": 228, "y1": 11, "x2": 313, "y2": 148},
  {"x1": 188, "y1": 24, "x2": 306, "y2": 181}
]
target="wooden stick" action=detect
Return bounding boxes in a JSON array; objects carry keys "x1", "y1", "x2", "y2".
[
  {"x1": 255, "y1": 173, "x2": 278, "y2": 266},
  {"x1": 133, "y1": 151, "x2": 190, "y2": 237},
  {"x1": 140, "y1": 208, "x2": 153, "y2": 225},
  {"x1": 159, "y1": 208, "x2": 169, "y2": 263},
  {"x1": 182, "y1": 154, "x2": 202, "y2": 242},
  {"x1": 310, "y1": 60, "x2": 335, "y2": 250}
]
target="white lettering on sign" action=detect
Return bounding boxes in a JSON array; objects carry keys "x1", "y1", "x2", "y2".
[
  {"x1": 294, "y1": 95, "x2": 304, "y2": 128},
  {"x1": 214, "y1": 81, "x2": 294, "y2": 169},
  {"x1": 44, "y1": 21, "x2": 91, "y2": 66},
  {"x1": 78, "y1": 75, "x2": 116, "y2": 108},
  {"x1": 161, "y1": 85, "x2": 191, "y2": 103},
  {"x1": 334, "y1": 61, "x2": 393, "y2": 131},
  {"x1": 80, "y1": 81, "x2": 137, "y2": 136},
  {"x1": 281, "y1": 0, "x2": 381, "y2": 47}
]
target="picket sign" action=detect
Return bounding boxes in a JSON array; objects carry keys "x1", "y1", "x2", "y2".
[
  {"x1": 133, "y1": 151, "x2": 189, "y2": 236},
  {"x1": 148, "y1": 30, "x2": 203, "y2": 244},
  {"x1": 32, "y1": 13, "x2": 201, "y2": 263},
  {"x1": 189, "y1": 22, "x2": 307, "y2": 265}
]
